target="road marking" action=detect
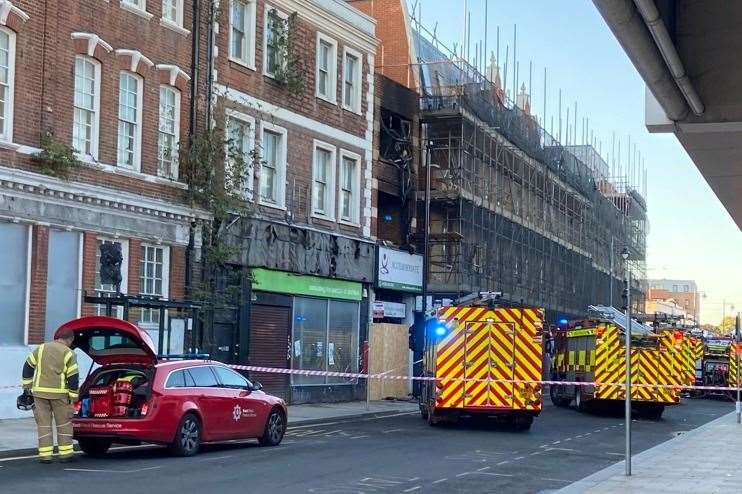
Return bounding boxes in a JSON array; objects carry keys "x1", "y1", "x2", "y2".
[
  {"x1": 564, "y1": 438, "x2": 572, "y2": 441},
  {"x1": 497, "y1": 460, "x2": 510, "y2": 466},
  {"x1": 350, "y1": 435, "x2": 369, "y2": 439},
  {"x1": 197, "y1": 455, "x2": 234, "y2": 462},
  {"x1": 514, "y1": 456, "x2": 525, "y2": 460},
  {"x1": 477, "y1": 466, "x2": 491, "y2": 471},
  {"x1": 402, "y1": 487, "x2": 421, "y2": 492},
  {"x1": 551, "y1": 440, "x2": 561, "y2": 444},
  {"x1": 382, "y1": 428, "x2": 403, "y2": 434},
  {"x1": 594, "y1": 429, "x2": 602, "y2": 433},
  {"x1": 432, "y1": 478, "x2": 447, "y2": 485},
  {"x1": 541, "y1": 477, "x2": 574, "y2": 483},
  {"x1": 543, "y1": 447, "x2": 578, "y2": 453},
  {"x1": 530, "y1": 452, "x2": 540, "y2": 456},
  {"x1": 64, "y1": 466, "x2": 162, "y2": 474},
  {"x1": 605, "y1": 452, "x2": 625, "y2": 457}
]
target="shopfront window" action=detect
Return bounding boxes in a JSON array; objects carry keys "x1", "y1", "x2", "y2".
[{"x1": 292, "y1": 297, "x2": 360, "y2": 385}]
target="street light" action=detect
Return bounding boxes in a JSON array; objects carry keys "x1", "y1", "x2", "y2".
[{"x1": 621, "y1": 247, "x2": 632, "y2": 477}]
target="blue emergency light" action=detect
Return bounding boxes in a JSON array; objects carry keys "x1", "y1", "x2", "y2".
[
  {"x1": 559, "y1": 318, "x2": 569, "y2": 326},
  {"x1": 432, "y1": 320, "x2": 448, "y2": 338}
]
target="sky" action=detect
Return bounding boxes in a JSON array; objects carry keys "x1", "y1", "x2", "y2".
[{"x1": 409, "y1": 0, "x2": 742, "y2": 325}]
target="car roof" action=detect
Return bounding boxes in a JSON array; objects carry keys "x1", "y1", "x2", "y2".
[{"x1": 154, "y1": 360, "x2": 228, "y2": 370}]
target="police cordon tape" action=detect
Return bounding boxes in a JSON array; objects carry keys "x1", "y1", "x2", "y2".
[
  {"x1": 227, "y1": 363, "x2": 742, "y2": 393},
  {"x1": 1, "y1": 364, "x2": 738, "y2": 393}
]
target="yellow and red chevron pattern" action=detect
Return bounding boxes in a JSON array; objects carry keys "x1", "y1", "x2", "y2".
[
  {"x1": 729, "y1": 343, "x2": 741, "y2": 390},
  {"x1": 593, "y1": 326, "x2": 681, "y2": 403},
  {"x1": 433, "y1": 306, "x2": 544, "y2": 411},
  {"x1": 681, "y1": 336, "x2": 702, "y2": 386}
]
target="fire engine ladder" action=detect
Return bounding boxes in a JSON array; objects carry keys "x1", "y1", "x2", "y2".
[{"x1": 588, "y1": 305, "x2": 653, "y2": 335}]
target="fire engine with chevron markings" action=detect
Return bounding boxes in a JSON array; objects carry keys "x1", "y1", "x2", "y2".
[
  {"x1": 419, "y1": 296, "x2": 545, "y2": 430},
  {"x1": 549, "y1": 306, "x2": 687, "y2": 419}
]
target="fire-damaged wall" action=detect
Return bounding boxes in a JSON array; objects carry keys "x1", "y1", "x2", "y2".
[{"x1": 233, "y1": 218, "x2": 376, "y2": 283}]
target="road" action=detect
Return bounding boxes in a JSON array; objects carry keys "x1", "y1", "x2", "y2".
[{"x1": 0, "y1": 399, "x2": 731, "y2": 494}]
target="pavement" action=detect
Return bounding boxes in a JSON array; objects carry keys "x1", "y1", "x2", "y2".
[
  {"x1": 0, "y1": 398, "x2": 732, "y2": 493},
  {"x1": 0, "y1": 399, "x2": 419, "y2": 456},
  {"x1": 557, "y1": 409, "x2": 742, "y2": 494}
]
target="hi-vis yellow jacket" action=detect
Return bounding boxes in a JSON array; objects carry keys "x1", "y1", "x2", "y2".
[{"x1": 22, "y1": 341, "x2": 79, "y2": 401}]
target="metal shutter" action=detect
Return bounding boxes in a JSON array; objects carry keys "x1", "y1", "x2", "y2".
[{"x1": 249, "y1": 304, "x2": 290, "y2": 401}]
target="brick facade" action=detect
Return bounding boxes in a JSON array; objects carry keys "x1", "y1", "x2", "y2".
[
  {"x1": 214, "y1": 0, "x2": 376, "y2": 241},
  {"x1": 0, "y1": 1, "x2": 209, "y2": 346}
]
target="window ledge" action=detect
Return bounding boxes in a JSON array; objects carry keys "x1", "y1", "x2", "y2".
[
  {"x1": 229, "y1": 56, "x2": 256, "y2": 72},
  {"x1": 338, "y1": 218, "x2": 360, "y2": 228},
  {"x1": 120, "y1": 2, "x2": 154, "y2": 21},
  {"x1": 160, "y1": 18, "x2": 190, "y2": 36},
  {"x1": 342, "y1": 104, "x2": 363, "y2": 116},
  {"x1": 259, "y1": 200, "x2": 287, "y2": 212},
  {"x1": 81, "y1": 156, "x2": 188, "y2": 190},
  {"x1": 316, "y1": 94, "x2": 337, "y2": 106},
  {"x1": 0, "y1": 140, "x2": 22, "y2": 151},
  {"x1": 311, "y1": 211, "x2": 336, "y2": 222}
]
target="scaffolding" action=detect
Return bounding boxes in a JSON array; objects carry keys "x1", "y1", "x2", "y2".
[{"x1": 412, "y1": 24, "x2": 647, "y2": 319}]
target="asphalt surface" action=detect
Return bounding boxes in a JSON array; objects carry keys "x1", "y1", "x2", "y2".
[{"x1": 0, "y1": 398, "x2": 731, "y2": 494}]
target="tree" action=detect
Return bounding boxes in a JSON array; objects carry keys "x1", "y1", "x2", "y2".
[{"x1": 718, "y1": 316, "x2": 737, "y2": 335}]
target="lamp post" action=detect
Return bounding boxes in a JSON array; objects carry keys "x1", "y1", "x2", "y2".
[{"x1": 622, "y1": 247, "x2": 632, "y2": 476}]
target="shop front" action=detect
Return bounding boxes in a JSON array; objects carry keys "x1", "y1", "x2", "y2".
[
  {"x1": 248, "y1": 268, "x2": 367, "y2": 404},
  {"x1": 370, "y1": 247, "x2": 423, "y2": 399}
]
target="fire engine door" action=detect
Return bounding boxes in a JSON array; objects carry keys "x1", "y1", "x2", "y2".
[
  {"x1": 463, "y1": 321, "x2": 514, "y2": 408},
  {"x1": 630, "y1": 348, "x2": 659, "y2": 401}
]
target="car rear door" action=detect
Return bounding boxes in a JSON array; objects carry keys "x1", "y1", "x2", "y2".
[
  {"x1": 185, "y1": 366, "x2": 233, "y2": 440},
  {"x1": 213, "y1": 366, "x2": 270, "y2": 438}
]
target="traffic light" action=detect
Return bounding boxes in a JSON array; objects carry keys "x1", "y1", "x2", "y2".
[{"x1": 99, "y1": 242, "x2": 123, "y2": 292}]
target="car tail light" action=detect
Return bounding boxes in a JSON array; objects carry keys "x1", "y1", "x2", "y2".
[
  {"x1": 73, "y1": 401, "x2": 81, "y2": 416},
  {"x1": 140, "y1": 402, "x2": 150, "y2": 416}
]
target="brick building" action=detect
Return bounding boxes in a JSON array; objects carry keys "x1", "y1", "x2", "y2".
[
  {"x1": 646, "y1": 279, "x2": 701, "y2": 325},
  {"x1": 0, "y1": 0, "x2": 210, "y2": 417},
  {"x1": 209, "y1": 0, "x2": 376, "y2": 403}
]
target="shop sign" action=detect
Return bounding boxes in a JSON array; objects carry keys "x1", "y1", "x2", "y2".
[
  {"x1": 372, "y1": 301, "x2": 407, "y2": 319},
  {"x1": 252, "y1": 268, "x2": 362, "y2": 301},
  {"x1": 377, "y1": 247, "x2": 423, "y2": 293}
]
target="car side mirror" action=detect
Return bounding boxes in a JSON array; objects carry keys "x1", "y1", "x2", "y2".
[{"x1": 252, "y1": 381, "x2": 263, "y2": 391}]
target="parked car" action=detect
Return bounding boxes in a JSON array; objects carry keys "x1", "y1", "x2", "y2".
[{"x1": 57, "y1": 316, "x2": 287, "y2": 457}]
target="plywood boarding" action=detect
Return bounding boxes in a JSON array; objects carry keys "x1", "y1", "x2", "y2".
[{"x1": 369, "y1": 323, "x2": 411, "y2": 400}]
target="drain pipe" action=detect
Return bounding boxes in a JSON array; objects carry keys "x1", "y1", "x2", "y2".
[
  {"x1": 593, "y1": 0, "x2": 688, "y2": 121},
  {"x1": 633, "y1": 0, "x2": 704, "y2": 115}
]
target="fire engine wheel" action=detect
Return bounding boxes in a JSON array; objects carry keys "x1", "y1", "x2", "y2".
[
  {"x1": 169, "y1": 413, "x2": 202, "y2": 457},
  {"x1": 77, "y1": 438, "x2": 112, "y2": 457},
  {"x1": 550, "y1": 385, "x2": 572, "y2": 407},
  {"x1": 574, "y1": 388, "x2": 589, "y2": 412},
  {"x1": 636, "y1": 404, "x2": 665, "y2": 420},
  {"x1": 511, "y1": 415, "x2": 534, "y2": 431}
]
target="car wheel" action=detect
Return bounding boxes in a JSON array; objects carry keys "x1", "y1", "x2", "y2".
[
  {"x1": 169, "y1": 413, "x2": 201, "y2": 457},
  {"x1": 258, "y1": 409, "x2": 286, "y2": 447},
  {"x1": 78, "y1": 438, "x2": 112, "y2": 457}
]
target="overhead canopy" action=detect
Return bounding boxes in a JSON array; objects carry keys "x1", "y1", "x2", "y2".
[
  {"x1": 588, "y1": 305, "x2": 653, "y2": 335},
  {"x1": 594, "y1": 0, "x2": 742, "y2": 229}
]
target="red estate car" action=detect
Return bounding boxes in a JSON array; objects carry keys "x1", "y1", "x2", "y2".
[{"x1": 56, "y1": 316, "x2": 287, "y2": 457}]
